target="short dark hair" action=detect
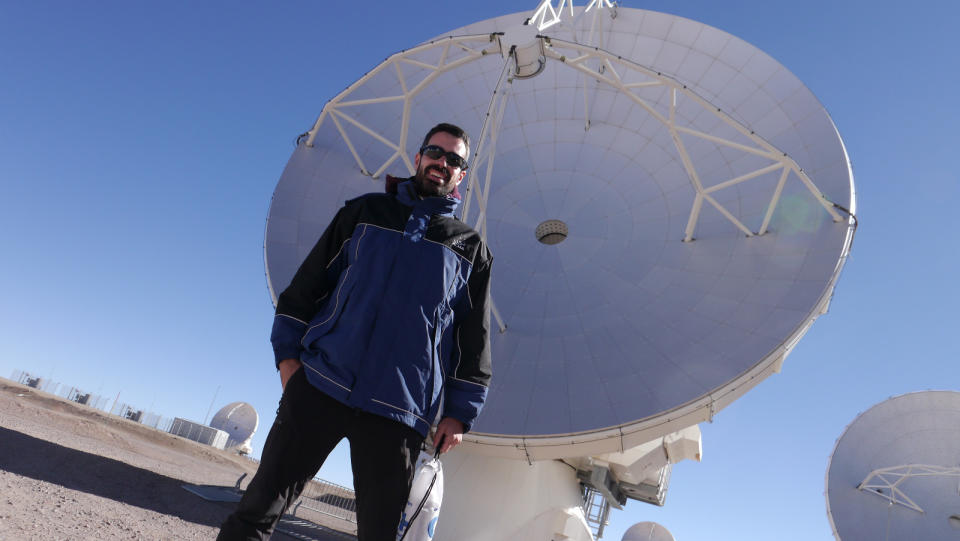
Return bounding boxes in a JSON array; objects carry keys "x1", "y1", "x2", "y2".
[{"x1": 421, "y1": 123, "x2": 471, "y2": 160}]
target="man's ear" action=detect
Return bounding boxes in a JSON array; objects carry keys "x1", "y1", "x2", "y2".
[
  {"x1": 453, "y1": 169, "x2": 466, "y2": 185},
  {"x1": 414, "y1": 152, "x2": 421, "y2": 170}
]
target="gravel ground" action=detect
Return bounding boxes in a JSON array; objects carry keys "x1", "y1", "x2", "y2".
[{"x1": 0, "y1": 378, "x2": 353, "y2": 541}]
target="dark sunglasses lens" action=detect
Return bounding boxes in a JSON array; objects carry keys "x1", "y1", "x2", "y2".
[
  {"x1": 423, "y1": 147, "x2": 465, "y2": 169},
  {"x1": 423, "y1": 147, "x2": 445, "y2": 160},
  {"x1": 448, "y1": 154, "x2": 466, "y2": 169}
]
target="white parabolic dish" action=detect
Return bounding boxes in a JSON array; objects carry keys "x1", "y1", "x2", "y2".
[
  {"x1": 825, "y1": 391, "x2": 960, "y2": 541},
  {"x1": 622, "y1": 521, "x2": 675, "y2": 541},
  {"x1": 210, "y1": 401, "x2": 259, "y2": 452},
  {"x1": 264, "y1": 6, "x2": 856, "y2": 460}
]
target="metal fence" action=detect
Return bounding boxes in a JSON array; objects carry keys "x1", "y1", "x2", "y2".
[
  {"x1": 9, "y1": 368, "x2": 226, "y2": 452},
  {"x1": 58, "y1": 386, "x2": 111, "y2": 410},
  {"x1": 111, "y1": 401, "x2": 143, "y2": 422},
  {"x1": 12, "y1": 371, "x2": 112, "y2": 412},
  {"x1": 140, "y1": 411, "x2": 173, "y2": 431},
  {"x1": 11, "y1": 370, "x2": 59, "y2": 394},
  {"x1": 109, "y1": 401, "x2": 174, "y2": 431},
  {"x1": 11, "y1": 370, "x2": 175, "y2": 426},
  {"x1": 292, "y1": 478, "x2": 358, "y2": 525}
]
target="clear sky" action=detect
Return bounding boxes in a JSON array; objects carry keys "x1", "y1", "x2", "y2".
[{"x1": 1, "y1": 1, "x2": 957, "y2": 540}]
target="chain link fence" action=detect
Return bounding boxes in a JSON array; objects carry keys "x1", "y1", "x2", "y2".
[
  {"x1": 11, "y1": 369, "x2": 176, "y2": 436},
  {"x1": 11, "y1": 370, "x2": 59, "y2": 394}
]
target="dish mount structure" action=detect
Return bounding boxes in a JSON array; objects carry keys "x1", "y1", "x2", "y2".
[{"x1": 265, "y1": 1, "x2": 856, "y2": 539}]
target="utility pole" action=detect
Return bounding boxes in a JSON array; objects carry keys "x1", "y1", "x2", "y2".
[{"x1": 203, "y1": 385, "x2": 220, "y2": 425}]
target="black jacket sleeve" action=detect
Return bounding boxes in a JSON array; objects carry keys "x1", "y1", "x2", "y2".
[
  {"x1": 270, "y1": 201, "x2": 361, "y2": 367},
  {"x1": 443, "y1": 243, "x2": 493, "y2": 432}
]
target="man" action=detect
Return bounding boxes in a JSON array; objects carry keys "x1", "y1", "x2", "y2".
[{"x1": 218, "y1": 123, "x2": 493, "y2": 541}]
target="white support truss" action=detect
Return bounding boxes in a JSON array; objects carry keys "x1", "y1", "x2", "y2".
[
  {"x1": 585, "y1": 0, "x2": 614, "y2": 50},
  {"x1": 304, "y1": 33, "x2": 500, "y2": 169},
  {"x1": 530, "y1": 0, "x2": 575, "y2": 32},
  {"x1": 541, "y1": 37, "x2": 845, "y2": 241},
  {"x1": 309, "y1": 14, "x2": 844, "y2": 247},
  {"x1": 530, "y1": 0, "x2": 616, "y2": 37},
  {"x1": 301, "y1": 12, "x2": 853, "y2": 343},
  {"x1": 858, "y1": 464, "x2": 960, "y2": 513},
  {"x1": 459, "y1": 51, "x2": 515, "y2": 334},
  {"x1": 585, "y1": 0, "x2": 616, "y2": 10}
]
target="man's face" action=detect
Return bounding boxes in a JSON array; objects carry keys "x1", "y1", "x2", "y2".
[{"x1": 413, "y1": 131, "x2": 468, "y2": 198}]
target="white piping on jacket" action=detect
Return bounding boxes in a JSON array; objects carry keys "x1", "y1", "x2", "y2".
[
  {"x1": 304, "y1": 362, "x2": 351, "y2": 392},
  {"x1": 275, "y1": 314, "x2": 308, "y2": 325},
  {"x1": 325, "y1": 236, "x2": 353, "y2": 269},
  {"x1": 301, "y1": 266, "x2": 352, "y2": 342},
  {"x1": 371, "y1": 398, "x2": 431, "y2": 426}
]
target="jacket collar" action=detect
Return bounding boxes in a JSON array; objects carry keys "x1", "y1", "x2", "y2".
[{"x1": 395, "y1": 178, "x2": 461, "y2": 218}]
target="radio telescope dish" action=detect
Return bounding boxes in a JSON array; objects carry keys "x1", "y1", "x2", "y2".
[
  {"x1": 265, "y1": 5, "x2": 856, "y2": 460},
  {"x1": 209, "y1": 402, "x2": 259, "y2": 455},
  {"x1": 622, "y1": 521, "x2": 675, "y2": 541},
  {"x1": 826, "y1": 391, "x2": 960, "y2": 541}
]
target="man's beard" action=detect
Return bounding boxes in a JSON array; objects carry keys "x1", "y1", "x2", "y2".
[{"x1": 414, "y1": 163, "x2": 454, "y2": 197}]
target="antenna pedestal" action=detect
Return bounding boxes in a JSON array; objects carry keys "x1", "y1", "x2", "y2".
[
  {"x1": 436, "y1": 425, "x2": 701, "y2": 540},
  {"x1": 436, "y1": 451, "x2": 594, "y2": 541}
]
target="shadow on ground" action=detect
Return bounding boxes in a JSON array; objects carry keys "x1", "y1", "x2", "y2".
[
  {"x1": 0, "y1": 426, "x2": 232, "y2": 528},
  {"x1": 0, "y1": 426, "x2": 356, "y2": 540}
]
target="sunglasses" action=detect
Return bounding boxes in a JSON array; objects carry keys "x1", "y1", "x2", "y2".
[{"x1": 419, "y1": 145, "x2": 469, "y2": 170}]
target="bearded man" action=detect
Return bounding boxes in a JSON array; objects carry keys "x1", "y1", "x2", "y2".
[{"x1": 218, "y1": 123, "x2": 493, "y2": 541}]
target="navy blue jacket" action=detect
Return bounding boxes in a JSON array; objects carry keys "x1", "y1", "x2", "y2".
[{"x1": 270, "y1": 179, "x2": 492, "y2": 437}]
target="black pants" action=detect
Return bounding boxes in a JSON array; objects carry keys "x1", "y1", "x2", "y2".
[{"x1": 217, "y1": 368, "x2": 424, "y2": 541}]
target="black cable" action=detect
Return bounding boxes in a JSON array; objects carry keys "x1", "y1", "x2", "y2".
[
  {"x1": 832, "y1": 202, "x2": 858, "y2": 229},
  {"x1": 831, "y1": 201, "x2": 859, "y2": 251}
]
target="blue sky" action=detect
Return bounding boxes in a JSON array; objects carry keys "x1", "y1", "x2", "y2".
[{"x1": 1, "y1": 1, "x2": 957, "y2": 540}]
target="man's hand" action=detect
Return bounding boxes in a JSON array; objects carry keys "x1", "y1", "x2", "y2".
[
  {"x1": 433, "y1": 417, "x2": 465, "y2": 454},
  {"x1": 278, "y1": 358, "x2": 302, "y2": 390}
]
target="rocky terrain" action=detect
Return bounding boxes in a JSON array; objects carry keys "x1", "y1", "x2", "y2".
[{"x1": 0, "y1": 378, "x2": 353, "y2": 540}]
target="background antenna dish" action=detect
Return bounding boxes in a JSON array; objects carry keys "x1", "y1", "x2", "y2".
[
  {"x1": 826, "y1": 391, "x2": 960, "y2": 541},
  {"x1": 209, "y1": 401, "x2": 259, "y2": 455},
  {"x1": 622, "y1": 521, "x2": 675, "y2": 541},
  {"x1": 265, "y1": 6, "x2": 855, "y2": 460}
]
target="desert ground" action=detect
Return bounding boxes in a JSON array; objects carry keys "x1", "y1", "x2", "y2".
[{"x1": 0, "y1": 378, "x2": 355, "y2": 540}]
